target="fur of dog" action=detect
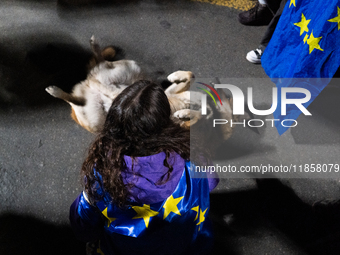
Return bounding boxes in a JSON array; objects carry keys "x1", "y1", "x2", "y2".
[{"x1": 45, "y1": 36, "x2": 239, "y2": 140}]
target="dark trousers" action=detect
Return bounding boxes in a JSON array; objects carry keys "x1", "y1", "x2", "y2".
[{"x1": 260, "y1": 0, "x2": 288, "y2": 47}]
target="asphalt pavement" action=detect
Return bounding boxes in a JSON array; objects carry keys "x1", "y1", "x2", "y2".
[{"x1": 1, "y1": 0, "x2": 340, "y2": 254}]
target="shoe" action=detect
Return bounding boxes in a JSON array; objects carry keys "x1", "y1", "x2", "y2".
[
  {"x1": 246, "y1": 46, "x2": 264, "y2": 64},
  {"x1": 238, "y1": 2, "x2": 273, "y2": 26}
]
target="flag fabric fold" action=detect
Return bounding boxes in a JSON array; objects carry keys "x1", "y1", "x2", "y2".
[{"x1": 262, "y1": 0, "x2": 340, "y2": 135}]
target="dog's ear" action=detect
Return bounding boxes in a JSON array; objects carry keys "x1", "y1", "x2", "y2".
[{"x1": 101, "y1": 46, "x2": 116, "y2": 61}]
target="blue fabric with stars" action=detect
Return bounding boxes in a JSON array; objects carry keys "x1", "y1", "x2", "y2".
[
  {"x1": 262, "y1": 0, "x2": 340, "y2": 135},
  {"x1": 72, "y1": 160, "x2": 214, "y2": 255}
]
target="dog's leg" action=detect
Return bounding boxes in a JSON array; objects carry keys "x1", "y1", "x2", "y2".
[
  {"x1": 90, "y1": 35, "x2": 104, "y2": 63},
  {"x1": 173, "y1": 109, "x2": 201, "y2": 128},
  {"x1": 46, "y1": 86, "x2": 85, "y2": 106},
  {"x1": 166, "y1": 71, "x2": 195, "y2": 94},
  {"x1": 88, "y1": 37, "x2": 117, "y2": 70}
]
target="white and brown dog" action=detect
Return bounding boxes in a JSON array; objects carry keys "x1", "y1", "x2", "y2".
[{"x1": 45, "y1": 36, "x2": 238, "y2": 139}]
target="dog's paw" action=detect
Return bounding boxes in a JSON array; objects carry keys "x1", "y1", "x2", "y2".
[
  {"x1": 167, "y1": 71, "x2": 194, "y2": 84},
  {"x1": 173, "y1": 109, "x2": 191, "y2": 119},
  {"x1": 45, "y1": 86, "x2": 64, "y2": 98}
]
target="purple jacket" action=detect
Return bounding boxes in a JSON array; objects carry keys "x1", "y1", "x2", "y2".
[{"x1": 121, "y1": 153, "x2": 219, "y2": 204}]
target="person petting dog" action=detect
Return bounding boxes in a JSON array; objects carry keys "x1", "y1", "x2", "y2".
[{"x1": 69, "y1": 80, "x2": 219, "y2": 255}]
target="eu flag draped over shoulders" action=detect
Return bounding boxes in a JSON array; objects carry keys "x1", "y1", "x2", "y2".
[
  {"x1": 262, "y1": 0, "x2": 340, "y2": 135},
  {"x1": 71, "y1": 156, "x2": 215, "y2": 255}
]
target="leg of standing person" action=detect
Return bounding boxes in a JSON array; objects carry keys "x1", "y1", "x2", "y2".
[
  {"x1": 238, "y1": 0, "x2": 279, "y2": 26},
  {"x1": 264, "y1": 0, "x2": 282, "y2": 15},
  {"x1": 246, "y1": 0, "x2": 287, "y2": 64}
]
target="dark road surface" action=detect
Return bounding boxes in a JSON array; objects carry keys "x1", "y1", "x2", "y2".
[{"x1": 1, "y1": 1, "x2": 340, "y2": 254}]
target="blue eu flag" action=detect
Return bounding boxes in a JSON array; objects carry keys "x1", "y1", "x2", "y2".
[
  {"x1": 77, "y1": 161, "x2": 213, "y2": 255},
  {"x1": 262, "y1": 0, "x2": 340, "y2": 135}
]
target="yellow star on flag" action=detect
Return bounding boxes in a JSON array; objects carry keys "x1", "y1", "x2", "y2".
[
  {"x1": 162, "y1": 195, "x2": 184, "y2": 220},
  {"x1": 97, "y1": 248, "x2": 104, "y2": 255},
  {"x1": 289, "y1": 0, "x2": 296, "y2": 8},
  {"x1": 96, "y1": 241, "x2": 105, "y2": 255},
  {"x1": 191, "y1": 206, "x2": 199, "y2": 221},
  {"x1": 328, "y1": 6, "x2": 340, "y2": 30},
  {"x1": 102, "y1": 207, "x2": 116, "y2": 227},
  {"x1": 196, "y1": 208, "x2": 208, "y2": 226},
  {"x1": 294, "y1": 13, "x2": 311, "y2": 36},
  {"x1": 306, "y1": 31, "x2": 324, "y2": 54},
  {"x1": 303, "y1": 34, "x2": 309, "y2": 44},
  {"x1": 132, "y1": 204, "x2": 159, "y2": 228}
]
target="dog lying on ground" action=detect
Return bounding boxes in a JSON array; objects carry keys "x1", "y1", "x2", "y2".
[{"x1": 45, "y1": 36, "x2": 239, "y2": 140}]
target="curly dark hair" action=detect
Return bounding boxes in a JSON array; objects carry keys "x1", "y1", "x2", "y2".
[{"x1": 82, "y1": 80, "x2": 191, "y2": 206}]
